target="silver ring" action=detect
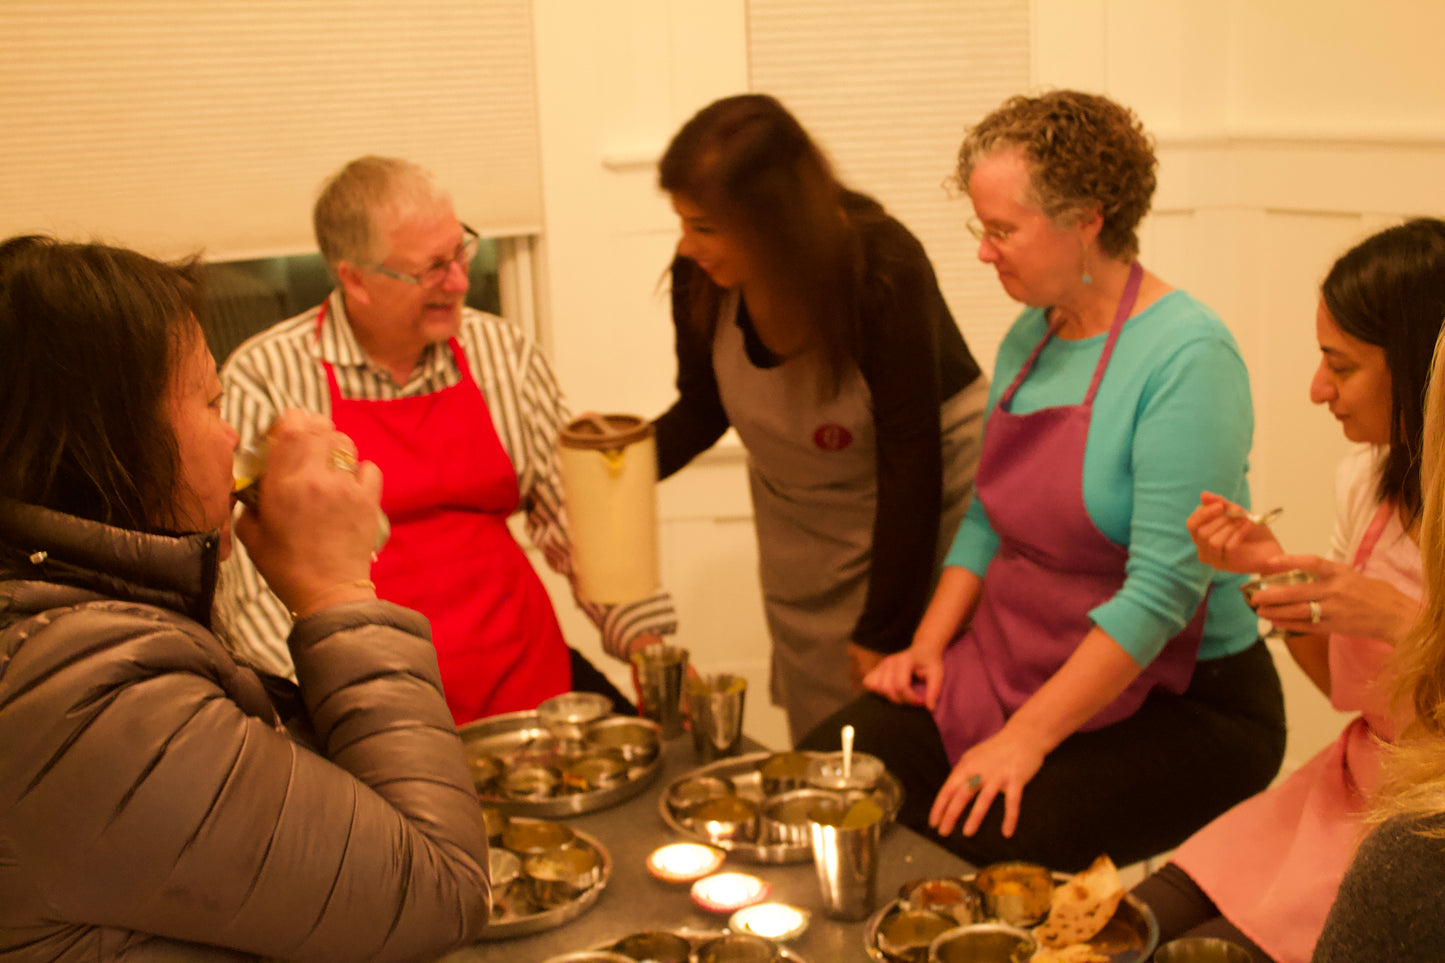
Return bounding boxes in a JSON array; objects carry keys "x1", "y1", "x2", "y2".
[
  {"x1": 1308, "y1": 600, "x2": 1322, "y2": 625},
  {"x1": 328, "y1": 447, "x2": 359, "y2": 474},
  {"x1": 966, "y1": 774, "x2": 982, "y2": 792}
]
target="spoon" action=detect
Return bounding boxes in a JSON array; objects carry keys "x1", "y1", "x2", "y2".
[
  {"x1": 1225, "y1": 505, "x2": 1283, "y2": 527},
  {"x1": 841, "y1": 724, "x2": 854, "y2": 782}
]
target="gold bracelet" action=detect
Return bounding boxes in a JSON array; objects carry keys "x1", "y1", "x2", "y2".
[{"x1": 289, "y1": 580, "x2": 377, "y2": 620}]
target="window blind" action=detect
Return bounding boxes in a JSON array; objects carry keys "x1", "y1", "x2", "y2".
[
  {"x1": 747, "y1": 0, "x2": 1031, "y2": 369},
  {"x1": 0, "y1": 0, "x2": 542, "y2": 261}
]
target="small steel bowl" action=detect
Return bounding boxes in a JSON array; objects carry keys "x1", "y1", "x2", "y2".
[
  {"x1": 540, "y1": 953, "x2": 635, "y2": 963},
  {"x1": 806, "y1": 751, "x2": 885, "y2": 792},
  {"x1": 1153, "y1": 937, "x2": 1253, "y2": 963},
  {"x1": 695, "y1": 931, "x2": 782, "y2": 963},
  {"x1": 501, "y1": 818, "x2": 576, "y2": 856},
  {"x1": 971, "y1": 862, "x2": 1055, "y2": 927},
  {"x1": 501, "y1": 763, "x2": 561, "y2": 800},
  {"x1": 875, "y1": 906, "x2": 957, "y2": 963},
  {"x1": 561, "y1": 751, "x2": 631, "y2": 793},
  {"x1": 1240, "y1": 568, "x2": 1316, "y2": 605},
  {"x1": 523, "y1": 845, "x2": 602, "y2": 909},
  {"x1": 758, "y1": 751, "x2": 814, "y2": 795},
  {"x1": 927, "y1": 922, "x2": 1037, "y2": 963},
  {"x1": 690, "y1": 795, "x2": 760, "y2": 845},
  {"x1": 760, "y1": 788, "x2": 838, "y2": 846},
  {"x1": 585, "y1": 716, "x2": 661, "y2": 765},
  {"x1": 468, "y1": 753, "x2": 502, "y2": 792},
  {"x1": 480, "y1": 805, "x2": 509, "y2": 844},
  {"x1": 899, "y1": 877, "x2": 985, "y2": 925},
  {"x1": 611, "y1": 931, "x2": 693, "y2": 963},
  {"x1": 667, "y1": 774, "x2": 734, "y2": 817},
  {"x1": 489, "y1": 848, "x2": 521, "y2": 890},
  {"x1": 537, "y1": 691, "x2": 614, "y2": 728}
]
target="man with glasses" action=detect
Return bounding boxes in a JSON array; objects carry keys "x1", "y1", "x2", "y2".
[{"x1": 219, "y1": 155, "x2": 676, "y2": 724}]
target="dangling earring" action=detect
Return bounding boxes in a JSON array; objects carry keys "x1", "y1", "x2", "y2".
[
  {"x1": 1082, "y1": 267, "x2": 1093, "y2": 285},
  {"x1": 1080, "y1": 240, "x2": 1093, "y2": 285}
]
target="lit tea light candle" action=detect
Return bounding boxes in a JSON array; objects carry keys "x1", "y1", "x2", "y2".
[
  {"x1": 691, "y1": 872, "x2": 769, "y2": 913},
  {"x1": 729, "y1": 902, "x2": 810, "y2": 941},
  {"x1": 647, "y1": 842, "x2": 725, "y2": 883}
]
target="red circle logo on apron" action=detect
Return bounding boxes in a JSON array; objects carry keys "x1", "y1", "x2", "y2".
[{"x1": 813, "y1": 424, "x2": 853, "y2": 451}]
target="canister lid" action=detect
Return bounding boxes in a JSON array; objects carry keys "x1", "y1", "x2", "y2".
[{"x1": 560, "y1": 413, "x2": 654, "y2": 450}]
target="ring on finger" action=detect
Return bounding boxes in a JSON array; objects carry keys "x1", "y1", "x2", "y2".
[
  {"x1": 1308, "y1": 600, "x2": 1322, "y2": 625},
  {"x1": 328, "y1": 447, "x2": 359, "y2": 474},
  {"x1": 965, "y1": 773, "x2": 982, "y2": 792}
]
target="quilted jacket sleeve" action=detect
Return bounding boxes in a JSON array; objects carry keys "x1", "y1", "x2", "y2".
[{"x1": 0, "y1": 598, "x2": 489, "y2": 962}]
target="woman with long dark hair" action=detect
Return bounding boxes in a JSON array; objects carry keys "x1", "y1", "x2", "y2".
[
  {"x1": 1137, "y1": 217, "x2": 1445, "y2": 963},
  {"x1": 651, "y1": 93, "x2": 989, "y2": 743}
]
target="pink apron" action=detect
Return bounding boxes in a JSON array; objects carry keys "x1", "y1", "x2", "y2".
[
  {"x1": 931, "y1": 262, "x2": 1205, "y2": 761},
  {"x1": 1173, "y1": 501, "x2": 1416, "y2": 963},
  {"x1": 317, "y1": 307, "x2": 571, "y2": 724}
]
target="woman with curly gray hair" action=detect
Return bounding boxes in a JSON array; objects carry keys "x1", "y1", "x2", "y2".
[{"x1": 802, "y1": 90, "x2": 1285, "y2": 871}]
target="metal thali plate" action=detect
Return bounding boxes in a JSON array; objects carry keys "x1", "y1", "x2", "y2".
[
  {"x1": 460, "y1": 709, "x2": 663, "y2": 817},
  {"x1": 862, "y1": 871, "x2": 1159, "y2": 963},
  {"x1": 541, "y1": 928, "x2": 809, "y2": 963},
  {"x1": 481, "y1": 820, "x2": 613, "y2": 941},
  {"x1": 658, "y1": 750, "x2": 904, "y2": 865}
]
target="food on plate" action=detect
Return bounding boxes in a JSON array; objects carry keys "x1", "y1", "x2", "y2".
[
  {"x1": 973, "y1": 861, "x2": 1055, "y2": 926},
  {"x1": 1030, "y1": 943, "x2": 1110, "y2": 963},
  {"x1": 1032, "y1": 855, "x2": 1125, "y2": 948}
]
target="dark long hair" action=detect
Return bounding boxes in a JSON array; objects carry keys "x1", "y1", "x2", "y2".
[
  {"x1": 1322, "y1": 217, "x2": 1445, "y2": 525},
  {"x1": 659, "y1": 93, "x2": 867, "y2": 391},
  {"x1": 0, "y1": 235, "x2": 202, "y2": 533}
]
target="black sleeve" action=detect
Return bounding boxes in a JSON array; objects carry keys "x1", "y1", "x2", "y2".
[
  {"x1": 652, "y1": 257, "x2": 731, "y2": 480},
  {"x1": 1313, "y1": 812, "x2": 1445, "y2": 963},
  {"x1": 851, "y1": 216, "x2": 979, "y2": 654}
]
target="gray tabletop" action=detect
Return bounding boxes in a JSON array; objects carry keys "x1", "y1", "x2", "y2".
[{"x1": 440, "y1": 733, "x2": 972, "y2": 963}]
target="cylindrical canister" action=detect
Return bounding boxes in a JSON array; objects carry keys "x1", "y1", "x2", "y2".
[{"x1": 557, "y1": 413, "x2": 660, "y2": 604}]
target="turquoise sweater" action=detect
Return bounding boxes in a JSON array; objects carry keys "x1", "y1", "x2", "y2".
[{"x1": 946, "y1": 291, "x2": 1258, "y2": 665}]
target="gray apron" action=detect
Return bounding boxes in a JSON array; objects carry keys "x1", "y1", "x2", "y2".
[{"x1": 712, "y1": 291, "x2": 987, "y2": 742}]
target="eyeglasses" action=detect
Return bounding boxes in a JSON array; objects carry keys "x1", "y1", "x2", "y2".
[
  {"x1": 966, "y1": 218, "x2": 1015, "y2": 246},
  {"x1": 369, "y1": 224, "x2": 481, "y2": 287}
]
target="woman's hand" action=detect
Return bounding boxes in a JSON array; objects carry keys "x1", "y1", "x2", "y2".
[
  {"x1": 928, "y1": 630, "x2": 1143, "y2": 842},
  {"x1": 929, "y1": 723, "x2": 1047, "y2": 839},
  {"x1": 233, "y1": 410, "x2": 381, "y2": 620},
  {"x1": 863, "y1": 645, "x2": 944, "y2": 708},
  {"x1": 1253, "y1": 553, "x2": 1421, "y2": 644},
  {"x1": 848, "y1": 643, "x2": 886, "y2": 691},
  {"x1": 1186, "y1": 491, "x2": 1284, "y2": 573}
]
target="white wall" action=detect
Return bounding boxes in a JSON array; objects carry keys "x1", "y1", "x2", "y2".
[{"x1": 529, "y1": 0, "x2": 1445, "y2": 757}]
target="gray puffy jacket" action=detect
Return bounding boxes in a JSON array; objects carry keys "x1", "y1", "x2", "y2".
[{"x1": 0, "y1": 500, "x2": 490, "y2": 961}]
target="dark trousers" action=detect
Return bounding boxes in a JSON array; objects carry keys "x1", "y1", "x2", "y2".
[
  {"x1": 1132, "y1": 862, "x2": 1277, "y2": 963},
  {"x1": 796, "y1": 638, "x2": 1285, "y2": 872},
  {"x1": 568, "y1": 646, "x2": 635, "y2": 716}
]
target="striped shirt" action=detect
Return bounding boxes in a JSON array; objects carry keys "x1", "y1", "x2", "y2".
[{"x1": 217, "y1": 290, "x2": 677, "y2": 679}]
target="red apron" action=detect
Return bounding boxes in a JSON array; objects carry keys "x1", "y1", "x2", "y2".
[
  {"x1": 317, "y1": 306, "x2": 570, "y2": 724},
  {"x1": 931, "y1": 263, "x2": 1204, "y2": 761}
]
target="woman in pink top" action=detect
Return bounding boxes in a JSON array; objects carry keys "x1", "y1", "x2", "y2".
[{"x1": 1132, "y1": 217, "x2": 1445, "y2": 963}]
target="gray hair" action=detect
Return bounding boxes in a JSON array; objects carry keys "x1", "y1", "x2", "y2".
[{"x1": 312, "y1": 156, "x2": 453, "y2": 269}]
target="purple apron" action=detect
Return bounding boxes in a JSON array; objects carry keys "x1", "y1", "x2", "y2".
[{"x1": 931, "y1": 263, "x2": 1205, "y2": 762}]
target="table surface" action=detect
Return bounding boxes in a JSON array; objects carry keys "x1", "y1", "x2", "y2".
[{"x1": 440, "y1": 733, "x2": 973, "y2": 963}]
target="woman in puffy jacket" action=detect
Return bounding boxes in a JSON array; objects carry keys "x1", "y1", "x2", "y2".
[{"x1": 0, "y1": 235, "x2": 490, "y2": 962}]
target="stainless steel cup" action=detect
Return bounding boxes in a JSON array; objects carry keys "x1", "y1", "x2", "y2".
[
  {"x1": 630, "y1": 643, "x2": 689, "y2": 737},
  {"x1": 1154, "y1": 938, "x2": 1253, "y2": 963},
  {"x1": 807, "y1": 800, "x2": 883, "y2": 920},
  {"x1": 687, "y1": 673, "x2": 747, "y2": 762}
]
